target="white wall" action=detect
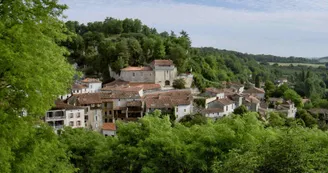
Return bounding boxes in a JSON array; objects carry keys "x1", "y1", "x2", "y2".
[
  {"x1": 175, "y1": 104, "x2": 192, "y2": 121},
  {"x1": 102, "y1": 130, "x2": 116, "y2": 136},
  {"x1": 65, "y1": 109, "x2": 85, "y2": 128}
]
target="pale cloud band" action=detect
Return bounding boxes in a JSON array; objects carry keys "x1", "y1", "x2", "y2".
[{"x1": 59, "y1": 0, "x2": 328, "y2": 57}]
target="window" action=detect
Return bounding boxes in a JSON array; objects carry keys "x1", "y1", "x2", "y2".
[
  {"x1": 167, "y1": 70, "x2": 169, "y2": 74},
  {"x1": 105, "y1": 119, "x2": 108, "y2": 123},
  {"x1": 69, "y1": 121, "x2": 74, "y2": 126},
  {"x1": 133, "y1": 72, "x2": 135, "y2": 77},
  {"x1": 109, "y1": 111, "x2": 112, "y2": 114},
  {"x1": 70, "y1": 113, "x2": 74, "y2": 118},
  {"x1": 77, "y1": 121, "x2": 81, "y2": 126},
  {"x1": 226, "y1": 106, "x2": 228, "y2": 111},
  {"x1": 104, "y1": 103, "x2": 107, "y2": 107},
  {"x1": 184, "y1": 109, "x2": 186, "y2": 113},
  {"x1": 85, "y1": 115, "x2": 88, "y2": 121},
  {"x1": 77, "y1": 112, "x2": 80, "y2": 118},
  {"x1": 176, "y1": 107, "x2": 178, "y2": 112}
]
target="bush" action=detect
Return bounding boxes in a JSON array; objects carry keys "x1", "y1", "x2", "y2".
[{"x1": 173, "y1": 78, "x2": 186, "y2": 89}]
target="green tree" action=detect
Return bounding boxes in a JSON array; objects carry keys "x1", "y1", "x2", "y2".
[
  {"x1": 233, "y1": 105, "x2": 249, "y2": 115},
  {"x1": 283, "y1": 89, "x2": 303, "y2": 108},
  {"x1": 173, "y1": 78, "x2": 186, "y2": 89}
]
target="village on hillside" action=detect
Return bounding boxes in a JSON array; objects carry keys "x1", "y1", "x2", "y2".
[{"x1": 45, "y1": 59, "x2": 299, "y2": 136}]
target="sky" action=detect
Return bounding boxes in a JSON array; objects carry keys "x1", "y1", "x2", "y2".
[{"x1": 59, "y1": 0, "x2": 328, "y2": 57}]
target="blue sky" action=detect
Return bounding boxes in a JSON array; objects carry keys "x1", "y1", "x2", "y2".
[{"x1": 59, "y1": 0, "x2": 328, "y2": 57}]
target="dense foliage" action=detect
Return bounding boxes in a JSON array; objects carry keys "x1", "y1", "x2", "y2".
[{"x1": 58, "y1": 113, "x2": 328, "y2": 173}]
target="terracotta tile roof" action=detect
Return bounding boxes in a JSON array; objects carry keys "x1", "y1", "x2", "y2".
[
  {"x1": 243, "y1": 87, "x2": 265, "y2": 94},
  {"x1": 72, "y1": 83, "x2": 87, "y2": 89},
  {"x1": 100, "y1": 91, "x2": 141, "y2": 100},
  {"x1": 121, "y1": 66, "x2": 152, "y2": 71},
  {"x1": 244, "y1": 95, "x2": 260, "y2": 104},
  {"x1": 151, "y1": 59, "x2": 174, "y2": 66},
  {"x1": 127, "y1": 101, "x2": 142, "y2": 107},
  {"x1": 101, "y1": 85, "x2": 143, "y2": 92},
  {"x1": 102, "y1": 123, "x2": 116, "y2": 131},
  {"x1": 129, "y1": 83, "x2": 161, "y2": 91},
  {"x1": 81, "y1": 78, "x2": 102, "y2": 83},
  {"x1": 203, "y1": 108, "x2": 224, "y2": 114},
  {"x1": 52, "y1": 100, "x2": 85, "y2": 110},
  {"x1": 103, "y1": 79, "x2": 129, "y2": 87},
  {"x1": 75, "y1": 93, "x2": 102, "y2": 105},
  {"x1": 144, "y1": 90, "x2": 192, "y2": 108},
  {"x1": 215, "y1": 98, "x2": 235, "y2": 106}
]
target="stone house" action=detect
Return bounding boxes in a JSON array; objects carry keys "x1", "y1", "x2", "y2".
[
  {"x1": 243, "y1": 87, "x2": 265, "y2": 100},
  {"x1": 100, "y1": 85, "x2": 144, "y2": 123},
  {"x1": 66, "y1": 93, "x2": 103, "y2": 132},
  {"x1": 109, "y1": 60, "x2": 178, "y2": 87},
  {"x1": 204, "y1": 98, "x2": 235, "y2": 118},
  {"x1": 143, "y1": 90, "x2": 193, "y2": 121}
]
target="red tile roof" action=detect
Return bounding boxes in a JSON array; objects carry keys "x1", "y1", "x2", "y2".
[
  {"x1": 75, "y1": 93, "x2": 102, "y2": 105},
  {"x1": 121, "y1": 66, "x2": 152, "y2": 71},
  {"x1": 103, "y1": 79, "x2": 129, "y2": 87},
  {"x1": 100, "y1": 91, "x2": 141, "y2": 99},
  {"x1": 243, "y1": 87, "x2": 265, "y2": 94},
  {"x1": 129, "y1": 83, "x2": 161, "y2": 91},
  {"x1": 143, "y1": 90, "x2": 192, "y2": 109},
  {"x1": 81, "y1": 78, "x2": 102, "y2": 83},
  {"x1": 151, "y1": 59, "x2": 174, "y2": 66},
  {"x1": 53, "y1": 100, "x2": 85, "y2": 110},
  {"x1": 102, "y1": 123, "x2": 116, "y2": 131}
]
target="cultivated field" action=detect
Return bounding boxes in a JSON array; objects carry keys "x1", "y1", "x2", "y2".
[{"x1": 268, "y1": 62, "x2": 325, "y2": 67}]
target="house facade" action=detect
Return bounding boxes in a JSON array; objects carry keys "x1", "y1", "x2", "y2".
[
  {"x1": 109, "y1": 60, "x2": 178, "y2": 87},
  {"x1": 45, "y1": 101, "x2": 86, "y2": 133}
]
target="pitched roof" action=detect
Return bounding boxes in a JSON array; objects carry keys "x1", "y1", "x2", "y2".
[
  {"x1": 103, "y1": 79, "x2": 129, "y2": 87},
  {"x1": 151, "y1": 59, "x2": 174, "y2": 66},
  {"x1": 215, "y1": 98, "x2": 235, "y2": 106},
  {"x1": 101, "y1": 85, "x2": 143, "y2": 92},
  {"x1": 243, "y1": 87, "x2": 265, "y2": 94},
  {"x1": 52, "y1": 100, "x2": 85, "y2": 110},
  {"x1": 81, "y1": 78, "x2": 102, "y2": 83},
  {"x1": 244, "y1": 95, "x2": 260, "y2": 104},
  {"x1": 203, "y1": 108, "x2": 224, "y2": 114},
  {"x1": 72, "y1": 83, "x2": 87, "y2": 89},
  {"x1": 121, "y1": 66, "x2": 152, "y2": 71},
  {"x1": 144, "y1": 90, "x2": 192, "y2": 108},
  {"x1": 100, "y1": 90, "x2": 141, "y2": 100},
  {"x1": 75, "y1": 93, "x2": 102, "y2": 105},
  {"x1": 127, "y1": 101, "x2": 142, "y2": 107},
  {"x1": 129, "y1": 83, "x2": 161, "y2": 91},
  {"x1": 102, "y1": 123, "x2": 116, "y2": 131}
]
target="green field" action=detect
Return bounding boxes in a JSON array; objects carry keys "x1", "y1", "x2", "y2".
[{"x1": 268, "y1": 62, "x2": 325, "y2": 67}]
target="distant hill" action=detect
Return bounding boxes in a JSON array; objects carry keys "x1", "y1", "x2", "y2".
[{"x1": 318, "y1": 57, "x2": 328, "y2": 63}]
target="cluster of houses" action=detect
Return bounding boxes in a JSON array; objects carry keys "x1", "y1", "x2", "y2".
[{"x1": 44, "y1": 59, "x2": 297, "y2": 136}]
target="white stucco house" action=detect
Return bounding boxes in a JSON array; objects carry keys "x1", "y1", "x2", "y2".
[
  {"x1": 102, "y1": 123, "x2": 116, "y2": 136},
  {"x1": 81, "y1": 78, "x2": 102, "y2": 93},
  {"x1": 45, "y1": 101, "x2": 86, "y2": 133},
  {"x1": 203, "y1": 97, "x2": 236, "y2": 118}
]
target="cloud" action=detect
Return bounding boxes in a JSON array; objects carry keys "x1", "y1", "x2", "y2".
[{"x1": 59, "y1": 0, "x2": 328, "y2": 57}]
